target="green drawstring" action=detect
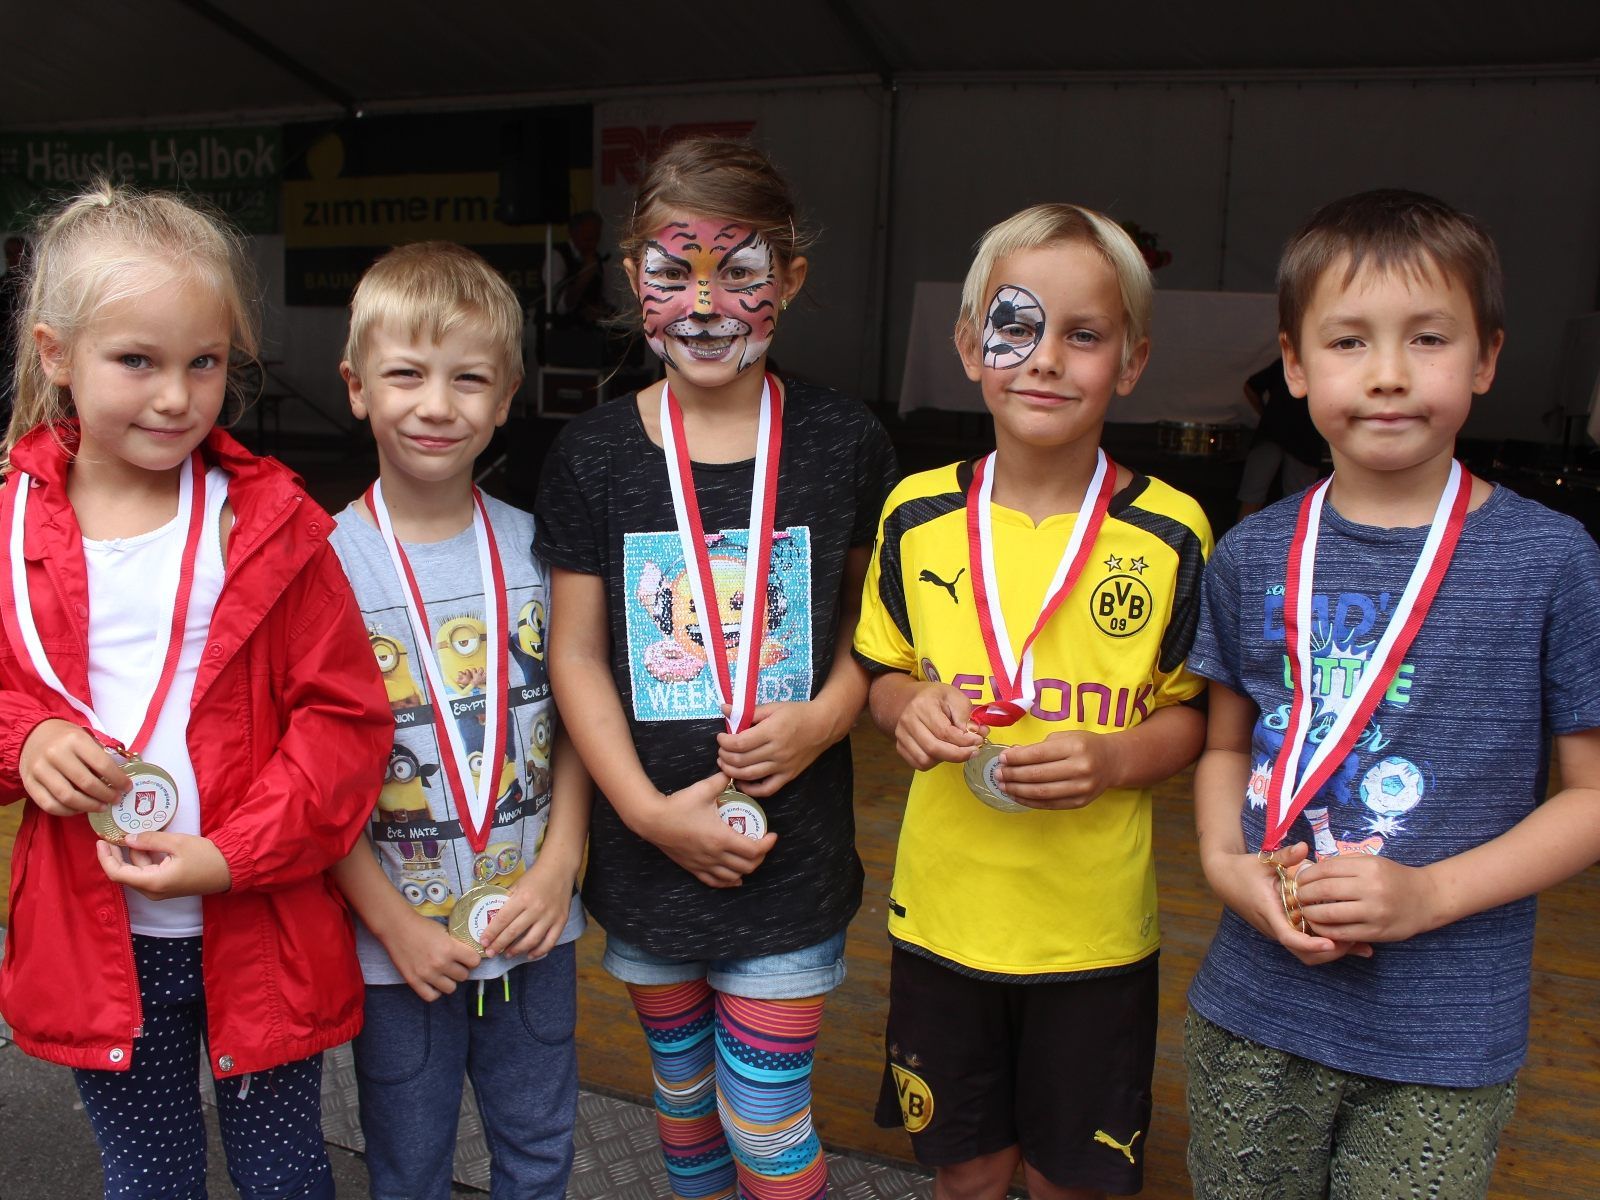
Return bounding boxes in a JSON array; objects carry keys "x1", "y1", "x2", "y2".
[{"x1": 473, "y1": 976, "x2": 513, "y2": 1017}]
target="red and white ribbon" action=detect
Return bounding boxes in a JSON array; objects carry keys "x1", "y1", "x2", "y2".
[
  {"x1": 967, "y1": 448, "x2": 1115, "y2": 726},
  {"x1": 0, "y1": 453, "x2": 206, "y2": 758},
  {"x1": 367, "y1": 481, "x2": 508, "y2": 853},
  {"x1": 659, "y1": 373, "x2": 783, "y2": 735},
  {"x1": 1262, "y1": 460, "x2": 1470, "y2": 851}
]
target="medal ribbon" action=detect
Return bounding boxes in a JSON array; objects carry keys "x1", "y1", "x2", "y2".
[
  {"x1": 1262, "y1": 461, "x2": 1470, "y2": 851},
  {"x1": 659, "y1": 373, "x2": 783, "y2": 735},
  {"x1": 367, "y1": 481, "x2": 509, "y2": 854},
  {"x1": 1, "y1": 452, "x2": 206, "y2": 758},
  {"x1": 966, "y1": 448, "x2": 1115, "y2": 727}
]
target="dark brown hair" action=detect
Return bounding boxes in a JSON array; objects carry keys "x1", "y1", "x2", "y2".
[
  {"x1": 1277, "y1": 189, "x2": 1504, "y2": 352},
  {"x1": 619, "y1": 137, "x2": 812, "y2": 274}
]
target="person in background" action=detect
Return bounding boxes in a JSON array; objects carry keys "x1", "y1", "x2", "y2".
[
  {"x1": 552, "y1": 209, "x2": 613, "y2": 326},
  {"x1": 1235, "y1": 356, "x2": 1325, "y2": 520}
]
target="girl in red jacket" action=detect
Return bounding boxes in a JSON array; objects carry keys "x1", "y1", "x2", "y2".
[{"x1": 0, "y1": 183, "x2": 391, "y2": 1199}]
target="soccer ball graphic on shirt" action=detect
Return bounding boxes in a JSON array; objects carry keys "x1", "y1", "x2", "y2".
[
  {"x1": 1245, "y1": 759, "x2": 1272, "y2": 810},
  {"x1": 1358, "y1": 756, "x2": 1425, "y2": 817}
]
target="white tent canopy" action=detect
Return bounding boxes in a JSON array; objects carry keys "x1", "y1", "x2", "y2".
[
  {"x1": 7, "y1": 0, "x2": 1598, "y2": 129},
  {"x1": 6, "y1": 2, "x2": 1599, "y2": 443}
]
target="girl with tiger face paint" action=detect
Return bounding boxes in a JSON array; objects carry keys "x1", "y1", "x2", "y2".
[
  {"x1": 621, "y1": 151, "x2": 807, "y2": 398},
  {"x1": 638, "y1": 219, "x2": 781, "y2": 374},
  {"x1": 542, "y1": 138, "x2": 898, "y2": 1200}
]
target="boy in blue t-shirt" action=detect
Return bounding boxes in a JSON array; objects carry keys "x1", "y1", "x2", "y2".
[{"x1": 1186, "y1": 189, "x2": 1600, "y2": 1199}]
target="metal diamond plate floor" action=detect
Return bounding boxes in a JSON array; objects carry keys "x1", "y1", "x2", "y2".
[{"x1": 567, "y1": 1089, "x2": 937, "y2": 1199}]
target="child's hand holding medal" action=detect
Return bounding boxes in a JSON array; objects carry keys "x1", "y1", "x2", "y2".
[
  {"x1": 985, "y1": 728, "x2": 1121, "y2": 811},
  {"x1": 18, "y1": 718, "x2": 131, "y2": 816},
  {"x1": 1251, "y1": 844, "x2": 1373, "y2": 966},
  {"x1": 637, "y1": 771, "x2": 777, "y2": 889},
  {"x1": 477, "y1": 856, "x2": 581, "y2": 962},
  {"x1": 890, "y1": 681, "x2": 984, "y2": 771}
]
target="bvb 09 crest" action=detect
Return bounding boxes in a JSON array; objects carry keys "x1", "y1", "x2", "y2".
[{"x1": 1090, "y1": 574, "x2": 1153, "y2": 638}]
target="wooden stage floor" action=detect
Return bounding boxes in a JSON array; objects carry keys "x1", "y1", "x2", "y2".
[{"x1": 2, "y1": 720, "x2": 1597, "y2": 1197}]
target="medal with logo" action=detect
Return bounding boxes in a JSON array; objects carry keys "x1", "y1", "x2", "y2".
[
  {"x1": 1259, "y1": 461, "x2": 1471, "y2": 928},
  {"x1": 367, "y1": 481, "x2": 512, "y2": 953},
  {"x1": 964, "y1": 449, "x2": 1116, "y2": 812},
  {"x1": 660, "y1": 373, "x2": 783, "y2": 840},
  {"x1": 1, "y1": 453, "x2": 206, "y2": 843}
]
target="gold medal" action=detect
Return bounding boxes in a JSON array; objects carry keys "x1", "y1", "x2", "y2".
[
  {"x1": 448, "y1": 883, "x2": 511, "y2": 954},
  {"x1": 963, "y1": 739, "x2": 1030, "y2": 814},
  {"x1": 88, "y1": 755, "x2": 181, "y2": 844},
  {"x1": 1260, "y1": 852, "x2": 1309, "y2": 933},
  {"x1": 716, "y1": 786, "x2": 768, "y2": 839}
]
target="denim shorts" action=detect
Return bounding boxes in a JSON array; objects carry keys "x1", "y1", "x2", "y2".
[{"x1": 602, "y1": 928, "x2": 848, "y2": 1000}]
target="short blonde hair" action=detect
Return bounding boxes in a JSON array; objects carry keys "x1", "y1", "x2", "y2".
[
  {"x1": 5, "y1": 180, "x2": 259, "y2": 469},
  {"x1": 956, "y1": 203, "x2": 1153, "y2": 368},
  {"x1": 344, "y1": 242, "x2": 523, "y2": 381}
]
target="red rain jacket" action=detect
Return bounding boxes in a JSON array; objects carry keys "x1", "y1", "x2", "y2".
[{"x1": 0, "y1": 423, "x2": 390, "y2": 1076}]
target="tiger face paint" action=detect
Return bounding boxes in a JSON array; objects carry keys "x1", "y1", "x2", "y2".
[
  {"x1": 637, "y1": 219, "x2": 779, "y2": 374},
  {"x1": 981, "y1": 284, "x2": 1046, "y2": 370}
]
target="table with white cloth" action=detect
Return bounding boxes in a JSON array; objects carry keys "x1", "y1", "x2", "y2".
[{"x1": 1563, "y1": 313, "x2": 1600, "y2": 447}]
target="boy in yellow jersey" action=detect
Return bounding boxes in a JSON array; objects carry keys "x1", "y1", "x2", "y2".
[{"x1": 855, "y1": 204, "x2": 1213, "y2": 1200}]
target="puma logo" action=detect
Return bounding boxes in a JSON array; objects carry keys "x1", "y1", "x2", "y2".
[
  {"x1": 918, "y1": 567, "x2": 965, "y2": 603},
  {"x1": 1094, "y1": 1128, "x2": 1142, "y2": 1165}
]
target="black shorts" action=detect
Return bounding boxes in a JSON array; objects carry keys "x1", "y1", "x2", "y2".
[{"x1": 874, "y1": 945, "x2": 1158, "y2": 1193}]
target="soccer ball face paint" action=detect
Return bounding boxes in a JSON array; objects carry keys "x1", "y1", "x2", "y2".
[
  {"x1": 637, "y1": 219, "x2": 779, "y2": 374},
  {"x1": 981, "y1": 285, "x2": 1045, "y2": 370}
]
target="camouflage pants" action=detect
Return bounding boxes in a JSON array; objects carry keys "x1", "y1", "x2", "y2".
[{"x1": 1185, "y1": 1009, "x2": 1517, "y2": 1200}]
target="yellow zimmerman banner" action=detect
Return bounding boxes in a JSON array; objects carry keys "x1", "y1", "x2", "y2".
[{"x1": 284, "y1": 173, "x2": 553, "y2": 247}]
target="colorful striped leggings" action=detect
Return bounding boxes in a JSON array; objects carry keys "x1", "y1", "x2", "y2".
[{"x1": 628, "y1": 980, "x2": 827, "y2": 1200}]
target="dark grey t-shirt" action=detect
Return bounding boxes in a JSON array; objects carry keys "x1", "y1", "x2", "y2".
[
  {"x1": 1187, "y1": 485, "x2": 1600, "y2": 1086},
  {"x1": 534, "y1": 379, "x2": 897, "y2": 959}
]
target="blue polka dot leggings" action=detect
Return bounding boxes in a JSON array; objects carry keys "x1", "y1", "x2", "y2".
[{"x1": 72, "y1": 935, "x2": 333, "y2": 1199}]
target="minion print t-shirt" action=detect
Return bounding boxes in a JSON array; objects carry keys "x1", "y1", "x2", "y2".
[{"x1": 330, "y1": 495, "x2": 584, "y2": 985}]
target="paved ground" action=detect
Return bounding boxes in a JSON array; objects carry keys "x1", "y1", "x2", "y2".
[{"x1": 0, "y1": 983, "x2": 937, "y2": 1199}]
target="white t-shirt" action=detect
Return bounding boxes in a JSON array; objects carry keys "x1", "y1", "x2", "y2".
[{"x1": 84, "y1": 466, "x2": 228, "y2": 937}]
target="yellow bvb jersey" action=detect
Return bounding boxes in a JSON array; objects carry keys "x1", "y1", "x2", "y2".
[{"x1": 854, "y1": 459, "x2": 1213, "y2": 977}]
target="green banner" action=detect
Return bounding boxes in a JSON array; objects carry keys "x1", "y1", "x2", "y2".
[{"x1": 0, "y1": 127, "x2": 281, "y2": 233}]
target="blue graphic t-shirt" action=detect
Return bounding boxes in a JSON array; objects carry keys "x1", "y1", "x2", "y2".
[
  {"x1": 1188, "y1": 485, "x2": 1600, "y2": 1086},
  {"x1": 622, "y1": 525, "x2": 815, "y2": 722}
]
